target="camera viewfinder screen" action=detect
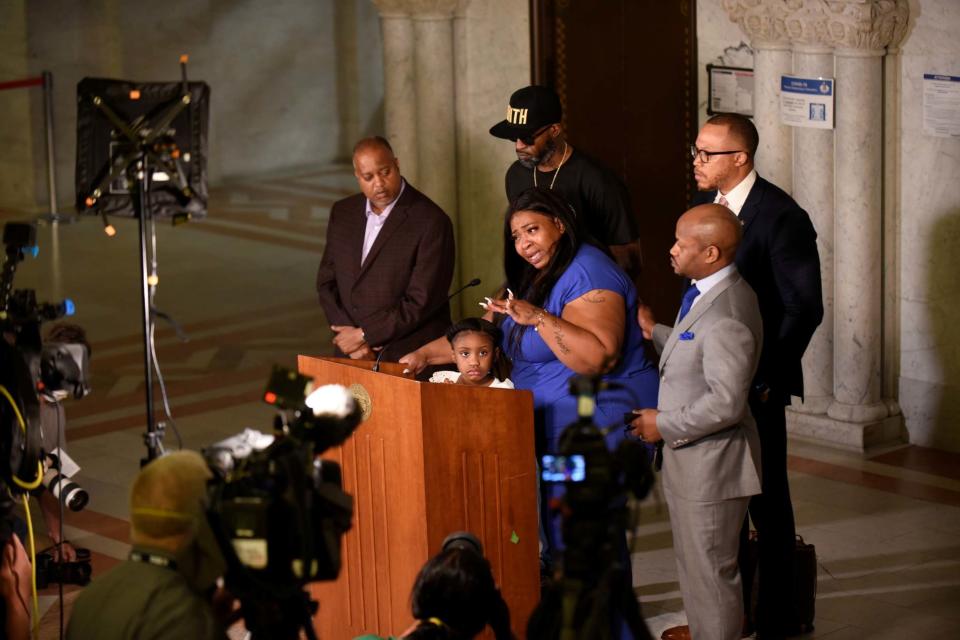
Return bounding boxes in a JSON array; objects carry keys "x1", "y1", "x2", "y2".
[{"x1": 541, "y1": 454, "x2": 586, "y2": 482}]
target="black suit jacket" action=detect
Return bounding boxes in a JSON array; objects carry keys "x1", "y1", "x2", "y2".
[
  {"x1": 316, "y1": 181, "x2": 455, "y2": 361},
  {"x1": 698, "y1": 175, "x2": 823, "y2": 399}
]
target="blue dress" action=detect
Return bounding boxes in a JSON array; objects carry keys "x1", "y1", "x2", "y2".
[
  {"x1": 502, "y1": 245, "x2": 658, "y2": 639},
  {"x1": 501, "y1": 244, "x2": 659, "y2": 452}
]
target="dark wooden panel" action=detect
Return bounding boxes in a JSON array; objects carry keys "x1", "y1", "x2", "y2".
[{"x1": 531, "y1": 0, "x2": 698, "y2": 321}]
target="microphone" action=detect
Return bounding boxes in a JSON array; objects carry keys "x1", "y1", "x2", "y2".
[{"x1": 372, "y1": 278, "x2": 482, "y2": 373}]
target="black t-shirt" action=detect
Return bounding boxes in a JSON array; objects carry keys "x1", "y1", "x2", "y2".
[{"x1": 504, "y1": 148, "x2": 640, "y2": 246}]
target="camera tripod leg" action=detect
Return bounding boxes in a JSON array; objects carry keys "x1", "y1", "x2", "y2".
[
  {"x1": 242, "y1": 589, "x2": 319, "y2": 640},
  {"x1": 545, "y1": 564, "x2": 654, "y2": 640}
]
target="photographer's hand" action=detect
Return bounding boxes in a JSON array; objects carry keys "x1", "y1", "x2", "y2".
[
  {"x1": 50, "y1": 539, "x2": 77, "y2": 563},
  {"x1": 0, "y1": 535, "x2": 31, "y2": 639},
  {"x1": 39, "y1": 489, "x2": 78, "y2": 561}
]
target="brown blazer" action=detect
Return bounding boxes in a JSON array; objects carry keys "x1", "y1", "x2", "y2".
[{"x1": 316, "y1": 181, "x2": 455, "y2": 361}]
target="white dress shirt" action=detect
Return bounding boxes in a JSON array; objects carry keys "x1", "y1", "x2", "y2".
[
  {"x1": 715, "y1": 169, "x2": 756, "y2": 217},
  {"x1": 361, "y1": 179, "x2": 406, "y2": 265},
  {"x1": 690, "y1": 263, "x2": 737, "y2": 311}
]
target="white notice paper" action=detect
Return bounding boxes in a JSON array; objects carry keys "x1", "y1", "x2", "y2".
[
  {"x1": 923, "y1": 74, "x2": 960, "y2": 138},
  {"x1": 780, "y1": 76, "x2": 834, "y2": 129},
  {"x1": 709, "y1": 66, "x2": 754, "y2": 116}
]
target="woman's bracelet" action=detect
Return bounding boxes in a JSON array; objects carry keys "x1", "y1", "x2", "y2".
[{"x1": 533, "y1": 308, "x2": 547, "y2": 332}]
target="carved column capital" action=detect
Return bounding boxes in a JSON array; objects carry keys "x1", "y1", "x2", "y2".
[
  {"x1": 721, "y1": 0, "x2": 791, "y2": 48},
  {"x1": 372, "y1": 0, "x2": 460, "y2": 20},
  {"x1": 721, "y1": 0, "x2": 909, "y2": 53},
  {"x1": 822, "y1": 0, "x2": 909, "y2": 54}
]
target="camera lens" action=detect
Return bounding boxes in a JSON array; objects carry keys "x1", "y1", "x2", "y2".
[{"x1": 43, "y1": 469, "x2": 89, "y2": 511}]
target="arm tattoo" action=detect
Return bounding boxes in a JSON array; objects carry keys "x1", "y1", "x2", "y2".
[
  {"x1": 582, "y1": 291, "x2": 607, "y2": 303},
  {"x1": 551, "y1": 316, "x2": 571, "y2": 354}
]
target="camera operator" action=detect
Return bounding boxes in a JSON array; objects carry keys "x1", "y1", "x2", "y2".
[
  {"x1": 355, "y1": 533, "x2": 512, "y2": 640},
  {"x1": 67, "y1": 451, "x2": 233, "y2": 640}
]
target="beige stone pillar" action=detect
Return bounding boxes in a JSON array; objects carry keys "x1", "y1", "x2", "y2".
[
  {"x1": 722, "y1": 0, "x2": 910, "y2": 450},
  {"x1": 752, "y1": 43, "x2": 793, "y2": 191},
  {"x1": 722, "y1": 0, "x2": 793, "y2": 191},
  {"x1": 791, "y1": 45, "x2": 835, "y2": 415},
  {"x1": 820, "y1": 1, "x2": 909, "y2": 445},
  {"x1": 373, "y1": 0, "x2": 462, "y2": 292},
  {"x1": 373, "y1": 0, "x2": 419, "y2": 184},
  {"x1": 828, "y1": 48, "x2": 889, "y2": 423},
  {"x1": 413, "y1": 6, "x2": 457, "y2": 220}
]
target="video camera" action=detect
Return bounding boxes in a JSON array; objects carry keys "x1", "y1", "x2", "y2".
[
  {"x1": 1, "y1": 222, "x2": 93, "y2": 575},
  {"x1": 203, "y1": 366, "x2": 362, "y2": 640},
  {"x1": 529, "y1": 375, "x2": 655, "y2": 640},
  {"x1": 2, "y1": 223, "x2": 76, "y2": 513}
]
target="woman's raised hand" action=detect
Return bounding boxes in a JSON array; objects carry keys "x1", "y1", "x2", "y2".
[{"x1": 484, "y1": 290, "x2": 541, "y2": 327}]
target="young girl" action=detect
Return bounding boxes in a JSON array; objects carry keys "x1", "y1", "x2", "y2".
[{"x1": 429, "y1": 318, "x2": 513, "y2": 389}]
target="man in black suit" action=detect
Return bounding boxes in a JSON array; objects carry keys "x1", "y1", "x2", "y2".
[
  {"x1": 316, "y1": 137, "x2": 455, "y2": 362},
  {"x1": 685, "y1": 113, "x2": 823, "y2": 640}
]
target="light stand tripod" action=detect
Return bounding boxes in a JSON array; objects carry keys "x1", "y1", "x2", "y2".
[{"x1": 78, "y1": 58, "x2": 205, "y2": 464}]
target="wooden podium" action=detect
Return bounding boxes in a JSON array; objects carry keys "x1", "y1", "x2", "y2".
[{"x1": 298, "y1": 356, "x2": 540, "y2": 639}]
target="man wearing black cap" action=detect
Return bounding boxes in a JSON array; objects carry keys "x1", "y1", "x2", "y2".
[{"x1": 490, "y1": 85, "x2": 642, "y2": 278}]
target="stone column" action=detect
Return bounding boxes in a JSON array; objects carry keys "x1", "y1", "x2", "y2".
[
  {"x1": 722, "y1": 0, "x2": 909, "y2": 451},
  {"x1": 827, "y1": 48, "x2": 888, "y2": 423},
  {"x1": 821, "y1": 1, "x2": 909, "y2": 444},
  {"x1": 828, "y1": 43, "x2": 904, "y2": 429},
  {"x1": 722, "y1": 0, "x2": 793, "y2": 191},
  {"x1": 413, "y1": 5, "x2": 458, "y2": 221},
  {"x1": 791, "y1": 44, "x2": 835, "y2": 415},
  {"x1": 373, "y1": 1, "x2": 419, "y2": 184},
  {"x1": 752, "y1": 43, "x2": 794, "y2": 191}
]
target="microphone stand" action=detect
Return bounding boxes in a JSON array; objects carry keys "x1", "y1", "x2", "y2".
[{"x1": 372, "y1": 278, "x2": 481, "y2": 373}]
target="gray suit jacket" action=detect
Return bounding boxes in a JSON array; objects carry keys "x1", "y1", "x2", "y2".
[{"x1": 652, "y1": 269, "x2": 763, "y2": 502}]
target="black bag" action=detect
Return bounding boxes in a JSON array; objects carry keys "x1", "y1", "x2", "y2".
[
  {"x1": 792, "y1": 535, "x2": 817, "y2": 632},
  {"x1": 742, "y1": 531, "x2": 817, "y2": 634}
]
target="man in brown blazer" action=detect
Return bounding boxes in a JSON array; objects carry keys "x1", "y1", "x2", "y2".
[{"x1": 316, "y1": 136, "x2": 455, "y2": 362}]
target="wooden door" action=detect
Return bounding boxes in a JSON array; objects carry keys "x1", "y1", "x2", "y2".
[{"x1": 531, "y1": 0, "x2": 698, "y2": 321}]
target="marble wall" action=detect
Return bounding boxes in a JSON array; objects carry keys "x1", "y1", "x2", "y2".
[
  {"x1": 696, "y1": 0, "x2": 960, "y2": 451},
  {"x1": 4, "y1": 0, "x2": 383, "y2": 212},
  {"x1": 0, "y1": 1, "x2": 36, "y2": 212},
  {"x1": 897, "y1": 0, "x2": 960, "y2": 451},
  {"x1": 695, "y1": 0, "x2": 753, "y2": 128}
]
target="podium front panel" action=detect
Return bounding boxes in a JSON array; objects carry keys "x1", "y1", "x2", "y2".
[{"x1": 299, "y1": 356, "x2": 539, "y2": 638}]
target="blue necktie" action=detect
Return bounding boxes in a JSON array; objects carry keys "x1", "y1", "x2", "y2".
[{"x1": 677, "y1": 283, "x2": 700, "y2": 323}]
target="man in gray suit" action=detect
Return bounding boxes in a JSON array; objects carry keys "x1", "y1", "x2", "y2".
[{"x1": 632, "y1": 204, "x2": 763, "y2": 640}]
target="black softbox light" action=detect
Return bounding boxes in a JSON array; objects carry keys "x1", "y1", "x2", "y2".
[{"x1": 75, "y1": 78, "x2": 210, "y2": 219}]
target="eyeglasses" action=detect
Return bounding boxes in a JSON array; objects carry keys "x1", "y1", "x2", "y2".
[
  {"x1": 690, "y1": 145, "x2": 745, "y2": 163},
  {"x1": 518, "y1": 125, "x2": 552, "y2": 146}
]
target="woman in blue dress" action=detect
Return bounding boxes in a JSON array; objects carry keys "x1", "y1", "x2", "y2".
[
  {"x1": 488, "y1": 188, "x2": 659, "y2": 456},
  {"x1": 401, "y1": 187, "x2": 659, "y2": 544}
]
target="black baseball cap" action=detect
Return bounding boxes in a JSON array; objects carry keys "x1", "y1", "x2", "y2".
[{"x1": 489, "y1": 85, "x2": 562, "y2": 141}]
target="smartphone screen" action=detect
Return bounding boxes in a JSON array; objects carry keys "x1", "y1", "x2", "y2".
[{"x1": 541, "y1": 454, "x2": 586, "y2": 483}]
